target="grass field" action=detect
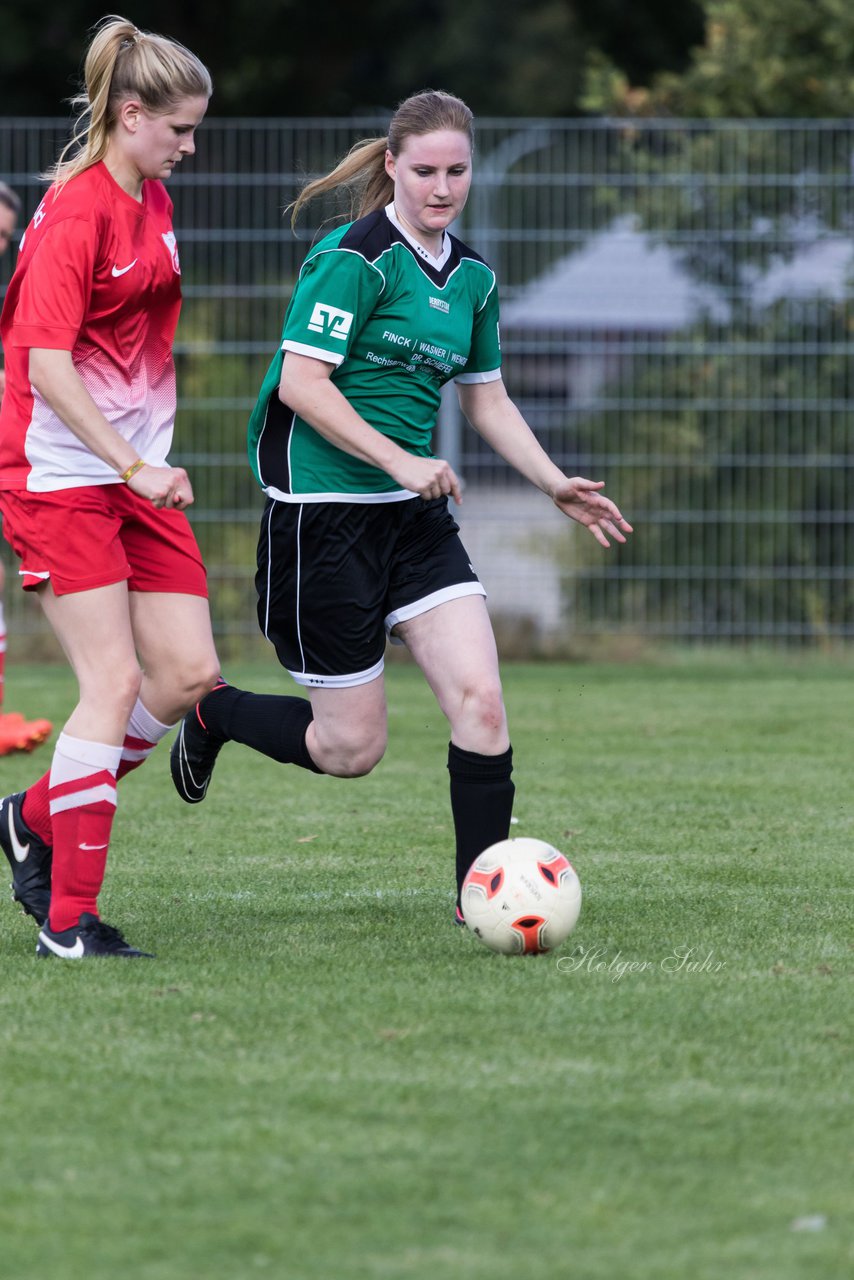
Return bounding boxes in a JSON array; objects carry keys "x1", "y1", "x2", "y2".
[{"x1": 0, "y1": 655, "x2": 851, "y2": 1280}]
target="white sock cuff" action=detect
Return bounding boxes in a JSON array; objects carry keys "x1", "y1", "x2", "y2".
[
  {"x1": 127, "y1": 698, "x2": 174, "y2": 745},
  {"x1": 52, "y1": 733, "x2": 123, "y2": 782}
]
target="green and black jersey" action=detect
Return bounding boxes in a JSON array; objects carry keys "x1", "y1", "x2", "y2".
[{"x1": 247, "y1": 204, "x2": 502, "y2": 501}]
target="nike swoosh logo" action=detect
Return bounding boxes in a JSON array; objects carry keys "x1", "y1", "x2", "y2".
[
  {"x1": 111, "y1": 259, "x2": 137, "y2": 277},
  {"x1": 7, "y1": 808, "x2": 30, "y2": 864},
  {"x1": 179, "y1": 724, "x2": 208, "y2": 799},
  {"x1": 79, "y1": 842, "x2": 108, "y2": 851},
  {"x1": 38, "y1": 931, "x2": 85, "y2": 959}
]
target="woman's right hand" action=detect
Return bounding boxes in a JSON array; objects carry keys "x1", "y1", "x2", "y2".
[
  {"x1": 127, "y1": 463, "x2": 194, "y2": 510},
  {"x1": 389, "y1": 454, "x2": 463, "y2": 504}
]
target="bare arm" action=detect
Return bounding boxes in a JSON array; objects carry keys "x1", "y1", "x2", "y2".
[
  {"x1": 279, "y1": 351, "x2": 462, "y2": 503},
  {"x1": 456, "y1": 377, "x2": 632, "y2": 547},
  {"x1": 28, "y1": 348, "x2": 193, "y2": 509}
]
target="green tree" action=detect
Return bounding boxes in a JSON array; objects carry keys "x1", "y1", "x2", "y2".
[
  {"x1": 0, "y1": 0, "x2": 703, "y2": 117},
  {"x1": 572, "y1": 3, "x2": 854, "y2": 640},
  {"x1": 583, "y1": 0, "x2": 854, "y2": 117},
  {"x1": 574, "y1": 0, "x2": 704, "y2": 91}
]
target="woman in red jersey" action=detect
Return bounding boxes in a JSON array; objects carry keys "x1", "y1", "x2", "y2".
[{"x1": 0, "y1": 16, "x2": 220, "y2": 959}]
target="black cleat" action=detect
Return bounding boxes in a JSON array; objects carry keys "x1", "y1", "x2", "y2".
[
  {"x1": 454, "y1": 905, "x2": 466, "y2": 927},
  {"x1": 170, "y1": 704, "x2": 225, "y2": 804},
  {"x1": 0, "y1": 791, "x2": 52, "y2": 924},
  {"x1": 36, "y1": 912, "x2": 154, "y2": 959}
]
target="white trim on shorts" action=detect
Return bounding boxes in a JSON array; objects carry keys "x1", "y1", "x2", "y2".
[
  {"x1": 385, "y1": 581, "x2": 487, "y2": 643},
  {"x1": 286, "y1": 655, "x2": 386, "y2": 690},
  {"x1": 263, "y1": 484, "x2": 416, "y2": 505}
]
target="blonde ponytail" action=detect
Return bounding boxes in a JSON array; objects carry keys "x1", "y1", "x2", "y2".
[{"x1": 45, "y1": 14, "x2": 212, "y2": 187}]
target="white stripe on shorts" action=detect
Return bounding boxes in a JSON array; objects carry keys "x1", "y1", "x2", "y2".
[
  {"x1": 287, "y1": 655, "x2": 386, "y2": 690},
  {"x1": 385, "y1": 581, "x2": 487, "y2": 640}
]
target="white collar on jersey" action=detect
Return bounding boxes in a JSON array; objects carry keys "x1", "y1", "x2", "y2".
[{"x1": 385, "y1": 202, "x2": 453, "y2": 270}]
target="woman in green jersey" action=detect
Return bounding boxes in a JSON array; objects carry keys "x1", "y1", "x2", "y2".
[{"x1": 171, "y1": 90, "x2": 632, "y2": 919}]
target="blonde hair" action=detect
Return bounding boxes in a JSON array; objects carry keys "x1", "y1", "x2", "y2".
[
  {"x1": 289, "y1": 89, "x2": 474, "y2": 228},
  {"x1": 45, "y1": 14, "x2": 212, "y2": 186}
]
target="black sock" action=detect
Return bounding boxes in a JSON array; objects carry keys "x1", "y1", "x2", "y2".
[
  {"x1": 199, "y1": 685, "x2": 323, "y2": 773},
  {"x1": 447, "y1": 742, "x2": 515, "y2": 901}
]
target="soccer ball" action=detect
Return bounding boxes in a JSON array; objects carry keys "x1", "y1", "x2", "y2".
[{"x1": 461, "y1": 837, "x2": 582, "y2": 955}]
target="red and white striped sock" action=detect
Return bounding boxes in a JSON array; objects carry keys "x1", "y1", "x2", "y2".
[
  {"x1": 22, "y1": 700, "x2": 175, "y2": 844},
  {"x1": 48, "y1": 734, "x2": 122, "y2": 932},
  {"x1": 116, "y1": 698, "x2": 175, "y2": 781}
]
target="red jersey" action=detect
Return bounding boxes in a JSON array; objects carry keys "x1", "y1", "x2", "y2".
[{"x1": 0, "y1": 162, "x2": 183, "y2": 491}]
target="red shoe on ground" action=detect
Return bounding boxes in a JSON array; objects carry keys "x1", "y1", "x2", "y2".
[{"x1": 0, "y1": 712, "x2": 53, "y2": 755}]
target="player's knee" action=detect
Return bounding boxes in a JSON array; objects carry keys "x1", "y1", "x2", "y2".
[
  {"x1": 103, "y1": 663, "x2": 143, "y2": 719},
  {"x1": 187, "y1": 660, "x2": 223, "y2": 707},
  {"x1": 465, "y1": 680, "x2": 507, "y2": 736},
  {"x1": 166, "y1": 658, "x2": 222, "y2": 717},
  {"x1": 448, "y1": 679, "x2": 507, "y2": 752},
  {"x1": 334, "y1": 739, "x2": 386, "y2": 778},
  {"x1": 319, "y1": 725, "x2": 387, "y2": 778}
]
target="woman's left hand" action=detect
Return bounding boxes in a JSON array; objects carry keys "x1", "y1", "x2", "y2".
[
  {"x1": 552, "y1": 477, "x2": 633, "y2": 548},
  {"x1": 127, "y1": 463, "x2": 195, "y2": 511}
]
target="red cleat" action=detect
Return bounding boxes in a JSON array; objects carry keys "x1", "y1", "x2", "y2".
[{"x1": 0, "y1": 712, "x2": 53, "y2": 754}]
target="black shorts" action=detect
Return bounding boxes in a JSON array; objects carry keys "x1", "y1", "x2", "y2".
[{"x1": 256, "y1": 495, "x2": 486, "y2": 687}]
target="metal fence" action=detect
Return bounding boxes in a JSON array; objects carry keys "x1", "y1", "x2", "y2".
[{"x1": 2, "y1": 116, "x2": 854, "y2": 650}]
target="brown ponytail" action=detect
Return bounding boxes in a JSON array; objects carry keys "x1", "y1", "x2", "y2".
[{"x1": 289, "y1": 89, "x2": 474, "y2": 228}]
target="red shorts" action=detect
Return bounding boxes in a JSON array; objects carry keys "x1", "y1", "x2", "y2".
[{"x1": 0, "y1": 484, "x2": 208, "y2": 597}]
